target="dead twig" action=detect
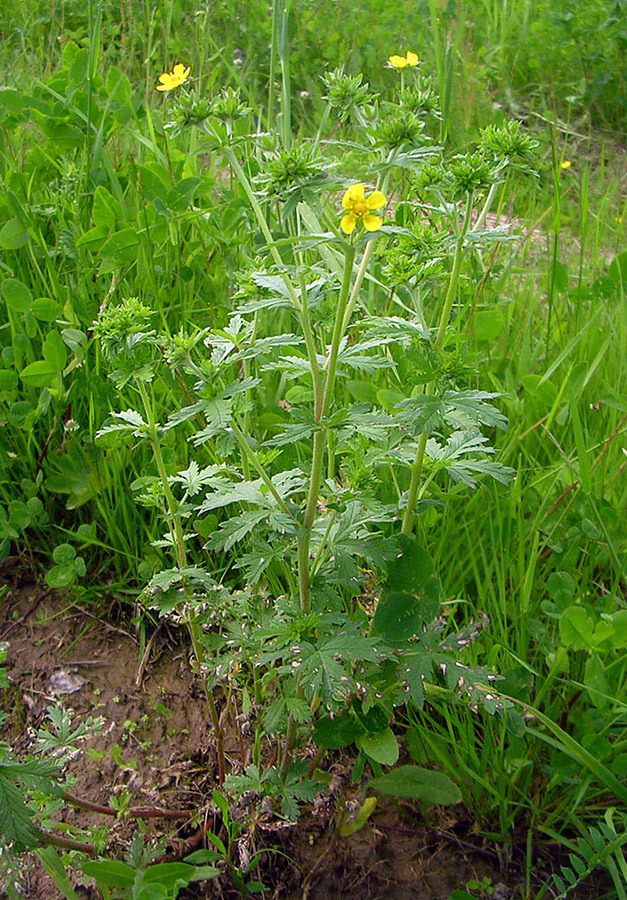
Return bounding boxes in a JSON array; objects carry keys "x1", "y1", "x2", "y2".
[{"x1": 64, "y1": 791, "x2": 192, "y2": 821}]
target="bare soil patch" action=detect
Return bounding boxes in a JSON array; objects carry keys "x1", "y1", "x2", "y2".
[{"x1": 0, "y1": 582, "x2": 609, "y2": 899}]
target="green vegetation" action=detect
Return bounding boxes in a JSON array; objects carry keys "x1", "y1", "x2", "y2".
[{"x1": 0, "y1": 1, "x2": 624, "y2": 898}]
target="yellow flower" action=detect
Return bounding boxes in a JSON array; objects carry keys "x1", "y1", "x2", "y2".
[
  {"x1": 340, "y1": 183, "x2": 386, "y2": 235},
  {"x1": 156, "y1": 63, "x2": 191, "y2": 92},
  {"x1": 560, "y1": 160, "x2": 572, "y2": 170},
  {"x1": 388, "y1": 51, "x2": 419, "y2": 69}
]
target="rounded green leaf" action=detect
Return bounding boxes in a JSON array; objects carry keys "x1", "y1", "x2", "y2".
[
  {"x1": 98, "y1": 228, "x2": 140, "y2": 263},
  {"x1": 0, "y1": 370, "x2": 18, "y2": 391},
  {"x1": 32, "y1": 298, "x2": 62, "y2": 322},
  {"x1": 46, "y1": 565, "x2": 76, "y2": 588},
  {"x1": 386, "y1": 536, "x2": 434, "y2": 595},
  {"x1": 356, "y1": 728, "x2": 399, "y2": 766},
  {"x1": 53, "y1": 543, "x2": 76, "y2": 565},
  {"x1": 2, "y1": 279, "x2": 32, "y2": 312},
  {"x1": 0, "y1": 218, "x2": 30, "y2": 250}
]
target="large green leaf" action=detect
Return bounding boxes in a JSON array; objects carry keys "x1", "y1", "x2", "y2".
[
  {"x1": 385, "y1": 536, "x2": 434, "y2": 595},
  {"x1": 82, "y1": 860, "x2": 135, "y2": 888},
  {"x1": 313, "y1": 715, "x2": 364, "y2": 749},
  {"x1": 368, "y1": 766, "x2": 462, "y2": 805},
  {"x1": 374, "y1": 591, "x2": 429, "y2": 643},
  {"x1": 19, "y1": 360, "x2": 59, "y2": 387}
]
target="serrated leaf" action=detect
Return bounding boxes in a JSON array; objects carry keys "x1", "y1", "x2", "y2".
[
  {"x1": 204, "y1": 509, "x2": 270, "y2": 551},
  {"x1": 285, "y1": 697, "x2": 312, "y2": 724},
  {"x1": 0, "y1": 774, "x2": 37, "y2": 849}
]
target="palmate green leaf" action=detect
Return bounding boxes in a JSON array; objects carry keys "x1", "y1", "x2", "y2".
[
  {"x1": 337, "y1": 346, "x2": 395, "y2": 374},
  {"x1": 233, "y1": 293, "x2": 292, "y2": 314},
  {"x1": 206, "y1": 509, "x2": 297, "y2": 552},
  {"x1": 95, "y1": 409, "x2": 147, "y2": 439},
  {"x1": 204, "y1": 509, "x2": 269, "y2": 551},
  {"x1": 190, "y1": 400, "x2": 232, "y2": 445},
  {"x1": 262, "y1": 354, "x2": 317, "y2": 377},
  {"x1": 264, "y1": 422, "x2": 315, "y2": 447},
  {"x1": 230, "y1": 334, "x2": 304, "y2": 363},
  {"x1": 442, "y1": 390, "x2": 508, "y2": 430},
  {"x1": 296, "y1": 629, "x2": 384, "y2": 702},
  {"x1": 337, "y1": 405, "x2": 395, "y2": 444},
  {"x1": 169, "y1": 461, "x2": 236, "y2": 495},
  {"x1": 249, "y1": 272, "x2": 295, "y2": 298},
  {"x1": 425, "y1": 431, "x2": 514, "y2": 487},
  {"x1": 441, "y1": 457, "x2": 514, "y2": 487},
  {"x1": 397, "y1": 390, "x2": 507, "y2": 436},
  {"x1": 198, "y1": 479, "x2": 265, "y2": 512},
  {"x1": 356, "y1": 316, "x2": 429, "y2": 344},
  {"x1": 395, "y1": 395, "x2": 444, "y2": 434}
]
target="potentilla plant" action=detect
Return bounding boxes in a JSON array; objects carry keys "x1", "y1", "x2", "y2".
[{"x1": 94, "y1": 53, "x2": 537, "y2": 815}]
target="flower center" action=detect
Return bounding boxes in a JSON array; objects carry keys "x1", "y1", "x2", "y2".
[{"x1": 352, "y1": 200, "x2": 368, "y2": 216}]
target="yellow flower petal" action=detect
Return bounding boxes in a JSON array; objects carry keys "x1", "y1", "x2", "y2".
[
  {"x1": 388, "y1": 55, "x2": 408, "y2": 69},
  {"x1": 560, "y1": 160, "x2": 571, "y2": 170},
  {"x1": 173, "y1": 64, "x2": 186, "y2": 76},
  {"x1": 406, "y1": 51, "x2": 418, "y2": 66},
  {"x1": 342, "y1": 183, "x2": 365, "y2": 209},
  {"x1": 363, "y1": 213, "x2": 382, "y2": 232},
  {"x1": 156, "y1": 83, "x2": 171, "y2": 91},
  {"x1": 158, "y1": 73, "x2": 172, "y2": 84},
  {"x1": 340, "y1": 213, "x2": 357, "y2": 234},
  {"x1": 365, "y1": 190, "x2": 386, "y2": 210}
]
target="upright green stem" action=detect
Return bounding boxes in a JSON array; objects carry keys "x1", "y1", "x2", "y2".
[
  {"x1": 297, "y1": 245, "x2": 355, "y2": 615},
  {"x1": 474, "y1": 181, "x2": 498, "y2": 231},
  {"x1": 268, "y1": 0, "x2": 281, "y2": 127},
  {"x1": 401, "y1": 192, "x2": 474, "y2": 536},
  {"x1": 136, "y1": 379, "x2": 225, "y2": 783}
]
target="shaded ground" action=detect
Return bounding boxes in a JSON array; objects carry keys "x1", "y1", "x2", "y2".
[{"x1": 0, "y1": 580, "x2": 610, "y2": 899}]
